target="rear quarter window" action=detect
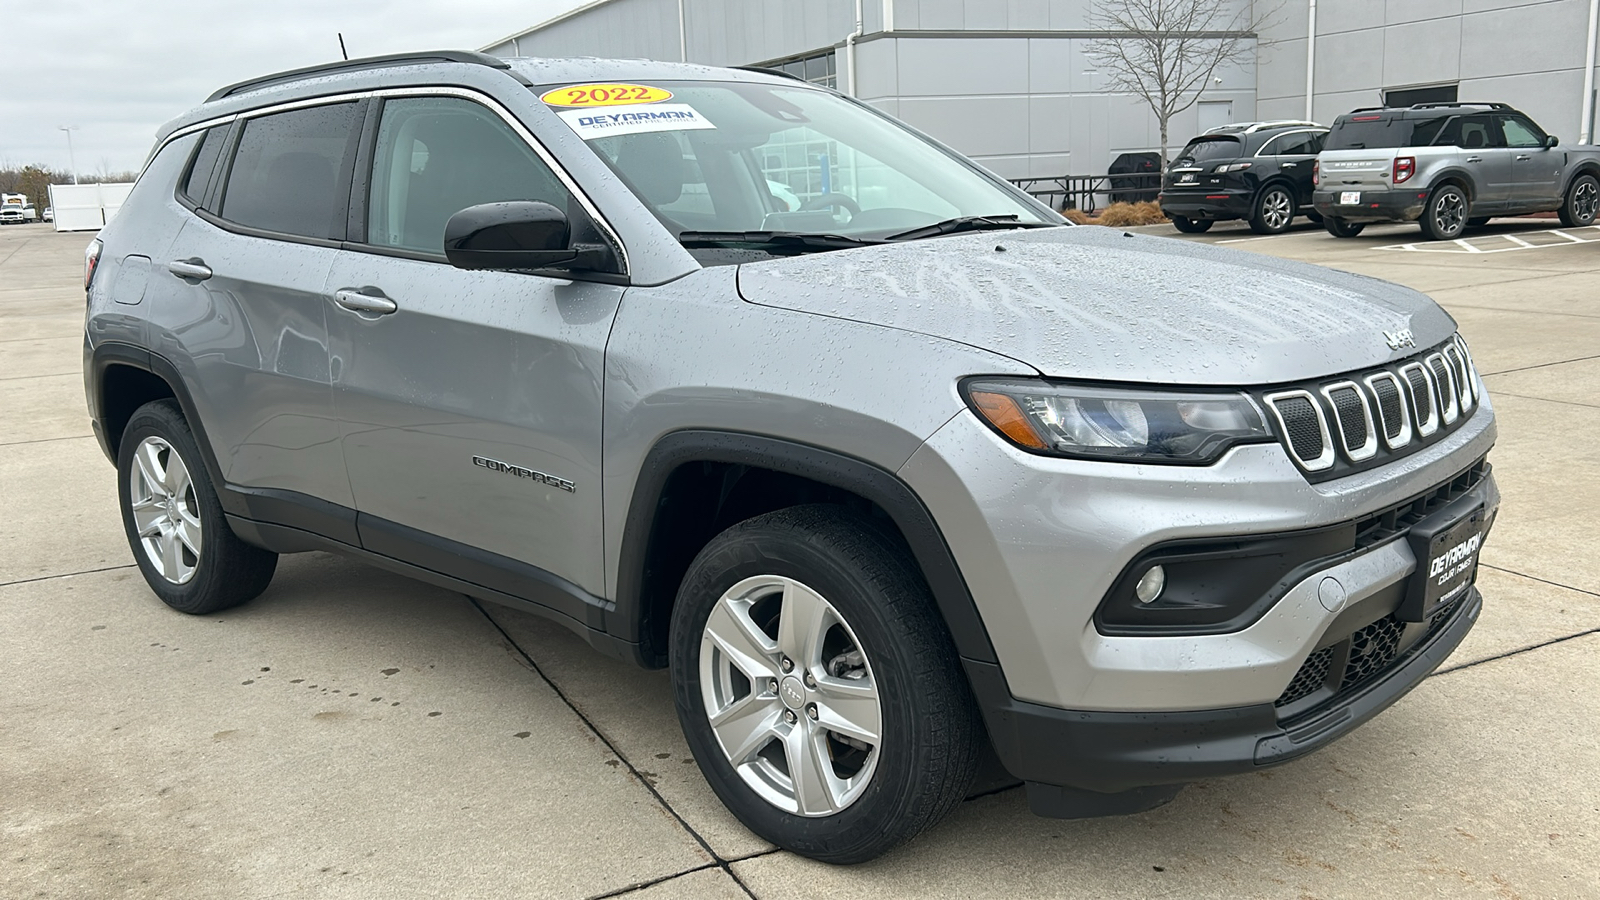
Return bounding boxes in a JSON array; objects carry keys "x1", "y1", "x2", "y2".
[{"x1": 179, "y1": 126, "x2": 230, "y2": 206}]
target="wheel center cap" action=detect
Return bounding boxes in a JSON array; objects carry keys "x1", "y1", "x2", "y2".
[{"x1": 779, "y1": 676, "x2": 806, "y2": 710}]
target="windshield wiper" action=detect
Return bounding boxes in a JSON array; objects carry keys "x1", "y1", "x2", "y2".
[
  {"x1": 676, "y1": 230, "x2": 881, "y2": 252},
  {"x1": 884, "y1": 215, "x2": 1051, "y2": 242}
]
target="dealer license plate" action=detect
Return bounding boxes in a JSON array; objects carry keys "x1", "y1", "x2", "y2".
[
  {"x1": 1404, "y1": 502, "x2": 1490, "y2": 621},
  {"x1": 1179, "y1": 173, "x2": 1196, "y2": 183},
  {"x1": 1340, "y1": 191, "x2": 1361, "y2": 205}
]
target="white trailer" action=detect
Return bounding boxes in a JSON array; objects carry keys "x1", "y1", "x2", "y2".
[{"x1": 47, "y1": 182, "x2": 135, "y2": 232}]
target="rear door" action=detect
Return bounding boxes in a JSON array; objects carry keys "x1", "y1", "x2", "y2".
[
  {"x1": 1500, "y1": 114, "x2": 1562, "y2": 210},
  {"x1": 1436, "y1": 114, "x2": 1511, "y2": 210},
  {"x1": 325, "y1": 92, "x2": 623, "y2": 603},
  {"x1": 148, "y1": 99, "x2": 366, "y2": 533},
  {"x1": 1260, "y1": 130, "x2": 1324, "y2": 205}
]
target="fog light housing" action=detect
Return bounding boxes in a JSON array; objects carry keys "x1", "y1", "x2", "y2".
[{"x1": 1134, "y1": 566, "x2": 1166, "y2": 604}]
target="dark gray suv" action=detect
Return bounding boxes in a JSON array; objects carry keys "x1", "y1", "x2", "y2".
[{"x1": 84, "y1": 51, "x2": 1499, "y2": 862}]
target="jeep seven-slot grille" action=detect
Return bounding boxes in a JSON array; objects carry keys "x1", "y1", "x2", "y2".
[{"x1": 1262, "y1": 336, "x2": 1480, "y2": 482}]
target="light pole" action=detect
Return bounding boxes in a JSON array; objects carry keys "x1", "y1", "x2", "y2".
[{"x1": 58, "y1": 126, "x2": 79, "y2": 184}]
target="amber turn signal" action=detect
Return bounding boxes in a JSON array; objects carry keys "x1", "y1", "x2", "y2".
[{"x1": 969, "y1": 390, "x2": 1048, "y2": 450}]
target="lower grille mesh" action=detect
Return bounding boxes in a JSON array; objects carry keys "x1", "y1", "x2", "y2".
[
  {"x1": 1276, "y1": 646, "x2": 1334, "y2": 706},
  {"x1": 1342, "y1": 614, "x2": 1405, "y2": 688}
]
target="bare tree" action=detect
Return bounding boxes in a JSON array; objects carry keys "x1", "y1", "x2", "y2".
[{"x1": 1086, "y1": 0, "x2": 1277, "y2": 171}]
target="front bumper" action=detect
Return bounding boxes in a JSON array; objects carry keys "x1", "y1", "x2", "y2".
[
  {"x1": 1159, "y1": 188, "x2": 1253, "y2": 220},
  {"x1": 1314, "y1": 188, "x2": 1427, "y2": 222},
  {"x1": 968, "y1": 585, "x2": 1481, "y2": 810}
]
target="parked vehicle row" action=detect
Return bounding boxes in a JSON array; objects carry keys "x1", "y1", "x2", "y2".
[{"x1": 1160, "y1": 103, "x2": 1600, "y2": 240}]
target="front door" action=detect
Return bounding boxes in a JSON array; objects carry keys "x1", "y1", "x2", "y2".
[
  {"x1": 1500, "y1": 114, "x2": 1562, "y2": 211},
  {"x1": 326, "y1": 94, "x2": 623, "y2": 602},
  {"x1": 1439, "y1": 114, "x2": 1511, "y2": 211}
]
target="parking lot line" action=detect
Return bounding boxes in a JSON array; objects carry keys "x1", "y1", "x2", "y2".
[{"x1": 1379, "y1": 225, "x2": 1600, "y2": 253}]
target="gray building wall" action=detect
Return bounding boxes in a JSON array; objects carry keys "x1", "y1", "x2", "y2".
[
  {"x1": 483, "y1": 0, "x2": 1259, "y2": 178},
  {"x1": 1257, "y1": 0, "x2": 1600, "y2": 144},
  {"x1": 487, "y1": 0, "x2": 1599, "y2": 178}
]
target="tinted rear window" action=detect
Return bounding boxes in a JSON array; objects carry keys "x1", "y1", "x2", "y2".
[
  {"x1": 1325, "y1": 118, "x2": 1399, "y2": 150},
  {"x1": 220, "y1": 102, "x2": 363, "y2": 240},
  {"x1": 1175, "y1": 137, "x2": 1242, "y2": 162},
  {"x1": 180, "y1": 127, "x2": 229, "y2": 205}
]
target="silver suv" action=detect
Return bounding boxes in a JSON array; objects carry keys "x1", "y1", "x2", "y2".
[
  {"x1": 85, "y1": 52, "x2": 1499, "y2": 863},
  {"x1": 1314, "y1": 102, "x2": 1600, "y2": 239}
]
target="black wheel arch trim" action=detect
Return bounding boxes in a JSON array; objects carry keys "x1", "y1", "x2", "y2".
[{"x1": 613, "y1": 429, "x2": 1002, "y2": 669}]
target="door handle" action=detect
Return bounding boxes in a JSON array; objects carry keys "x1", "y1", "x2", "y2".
[
  {"x1": 1465, "y1": 156, "x2": 1482, "y2": 163},
  {"x1": 167, "y1": 259, "x2": 212, "y2": 280},
  {"x1": 1282, "y1": 162, "x2": 1297, "y2": 167},
  {"x1": 1516, "y1": 154, "x2": 1532, "y2": 161},
  {"x1": 334, "y1": 289, "x2": 398, "y2": 315}
]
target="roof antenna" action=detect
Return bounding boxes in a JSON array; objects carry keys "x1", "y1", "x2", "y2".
[{"x1": 338, "y1": 33, "x2": 349, "y2": 61}]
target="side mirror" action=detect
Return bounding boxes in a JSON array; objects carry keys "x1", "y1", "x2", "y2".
[
  {"x1": 444, "y1": 201, "x2": 576, "y2": 270},
  {"x1": 1547, "y1": 135, "x2": 1561, "y2": 148}
]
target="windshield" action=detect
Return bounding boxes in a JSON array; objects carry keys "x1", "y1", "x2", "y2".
[
  {"x1": 1173, "y1": 137, "x2": 1241, "y2": 164},
  {"x1": 537, "y1": 79, "x2": 1055, "y2": 244}
]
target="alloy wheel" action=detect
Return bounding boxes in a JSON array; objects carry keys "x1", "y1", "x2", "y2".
[
  {"x1": 699, "y1": 574, "x2": 881, "y2": 817},
  {"x1": 128, "y1": 435, "x2": 202, "y2": 584},
  {"x1": 1575, "y1": 181, "x2": 1598, "y2": 223},
  {"x1": 1432, "y1": 189, "x2": 1466, "y2": 237},
  {"x1": 1260, "y1": 188, "x2": 1292, "y2": 230}
]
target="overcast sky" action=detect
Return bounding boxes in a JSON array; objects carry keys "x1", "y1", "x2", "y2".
[{"x1": 2, "y1": 0, "x2": 586, "y2": 176}]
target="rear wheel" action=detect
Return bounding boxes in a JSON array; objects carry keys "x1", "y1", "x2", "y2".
[
  {"x1": 1248, "y1": 185, "x2": 1295, "y2": 234},
  {"x1": 1170, "y1": 215, "x2": 1212, "y2": 234},
  {"x1": 1559, "y1": 173, "x2": 1599, "y2": 227},
  {"x1": 117, "y1": 400, "x2": 277, "y2": 614},
  {"x1": 1420, "y1": 184, "x2": 1469, "y2": 240},
  {"x1": 1305, "y1": 209, "x2": 1324, "y2": 225},
  {"x1": 1324, "y1": 216, "x2": 1365, "y2": 238},
  {"x1": 670, "y1": 505, "x2": 982, "y2": 864}
]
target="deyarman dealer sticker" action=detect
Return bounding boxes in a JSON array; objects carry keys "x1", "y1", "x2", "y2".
[{"x1": 556, "y1": 103, "x2": 716, "y2": 139}]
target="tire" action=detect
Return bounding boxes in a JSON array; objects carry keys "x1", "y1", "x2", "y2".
[
  {"x1": 670, "y1": 505, "x2": 982, "y2": 864},
  {"x1": 1467, "y1": 217, "x2": 1491, "y2": 228},
  {"x1": 117, "y1": 399, "x2": 277, "y2": 614},
  {"x1": 1420, "y1": 184, "x2": 1470, "y2": 240},
  {"x1": 1559, "y1": 173, "x2": 1599, "y2": 227},
  {"x1": 1323, "y1": 216, "x2": 1365, "y2": 238},
  {"x1": 1305, "y1": 209, "x2": 1324, "y2": 225},
  {"x1": 1170, "y1": 215, "x2": 1212, "y2": 234},
  {"x1": 1248, "y1": 184, "x2": 1295, "y2": 234}
]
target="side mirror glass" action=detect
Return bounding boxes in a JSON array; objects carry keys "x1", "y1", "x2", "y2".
[
  {"x1": 1547, "y1": 135, "x2": 1561, "y2": 148},
  {"x1": 444, "y1": 201, "x2": 575, "y2": 270}
]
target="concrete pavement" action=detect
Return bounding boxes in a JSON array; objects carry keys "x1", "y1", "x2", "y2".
[{"x1": 2, "y1": 219, "x2": 1596, "y2": 898}]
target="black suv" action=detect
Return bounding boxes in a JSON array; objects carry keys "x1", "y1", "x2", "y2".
[{"x1": 1160, "y1": 121, "x2": 1328, "y2": 234}]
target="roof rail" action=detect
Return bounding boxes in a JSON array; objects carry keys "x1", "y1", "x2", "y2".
[
  {"x1": 207, "y1": 50, "x2": 513, "y2": 102},
  {"x1": 1408, "y1": 101, "x2": 1513, "y2": 111},
  {"x1": 1242, "y1": 119, "x2": 1322, "y2": 133}
]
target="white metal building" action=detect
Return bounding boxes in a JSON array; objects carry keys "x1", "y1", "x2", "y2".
[{"x1": 484, "y1": 0, "x2": 1600, "y2": 177}]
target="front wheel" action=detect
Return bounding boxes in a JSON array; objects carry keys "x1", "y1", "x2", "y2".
[
  {"x1": 1559, "y1": 173, "x2": 1599, "y2": 227},
  {"x1": 1248, "y1": 185, "x2": 1295, "y2": 234},
  {"x1": 670, "y1": 505, "x2": 982, "y2": 864},
  {"x1": 117, "y1": 399, "x2": 277, "y2": 614},
  {"x1": 1420, "y1": 184, "x2": 1470, "y2": 240},
  {"x1": 1170, "y1": 215, "x2": 1213, "y2": 234},
  {"x1": 1324, "y1": 216, "x2": 1365, "y2": 238}
]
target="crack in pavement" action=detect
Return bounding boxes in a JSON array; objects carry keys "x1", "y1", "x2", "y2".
[
  {"x1": 585, "y1": 849, "x2": 785, "y2": 900},
  {"x1": 1432, "y1": 628, "x2": 1600, "y2": 677},
  {"x1": 0, "y1": 433, "x2": 95, "y2": 447},
  {"x1": 1480, "y1": 390, "x2": 1600, "y2": 411},
  {"x1": 468, "y1": 598, "x2": 762, "y2": 900},
  {"x1": 0, "y1": 564, "x2": 136, "y2": 589},
  {"x1": 1480, "y1": 352, "x2": 1600, "y2": 377}
]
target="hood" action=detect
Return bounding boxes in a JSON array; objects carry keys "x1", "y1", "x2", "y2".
[{"x1": 735, "y1": 226, "x2": 1457, "y2": 386}]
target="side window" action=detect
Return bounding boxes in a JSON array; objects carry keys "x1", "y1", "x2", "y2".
[
  {"x1": 219, "y1": 102, "x2": 364, "y2": 240},
  {"x1": 1434, "y1": 115, "x2": 1498, "y2": 150},
  {"x1": 1500, "y1": 116, "x2": 1545, "y2": 149},
  {"x1": 1269, "y1": 133, "x2": 1318, "y2": 156},
  {"x1": 179, "y1": 126, "x2": 229, "y2": 207},
  {"x1": 367, "y1": 97, "x2": 573, "y2": 254},
  {"x1": 1409, "y1": 116, "x2": 1451, "y2": 147},
  {"x1": 1306, "y1": 132, "x2": 1327, "y2": 154}
]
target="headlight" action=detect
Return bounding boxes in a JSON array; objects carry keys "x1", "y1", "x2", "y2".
[{"x1": 963, "y1": 378, "x2": 1274, "y2": 464}]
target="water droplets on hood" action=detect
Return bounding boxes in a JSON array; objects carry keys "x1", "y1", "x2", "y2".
[{"x1": 736, "y1": 226, "x2": 1454, "y2": 385}]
